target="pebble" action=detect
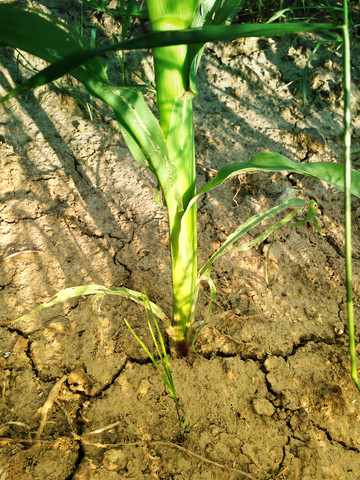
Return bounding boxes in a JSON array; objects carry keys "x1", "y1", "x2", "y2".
[
  {"x1": 102, "y1": 449, "x2": 128, "y2": 472},
  {"x1": 67, "y1": 369, "x2": 93, "y2": 395},
  {"x1": 252, "y1": 397, "x2": 275, "y2": 416}
]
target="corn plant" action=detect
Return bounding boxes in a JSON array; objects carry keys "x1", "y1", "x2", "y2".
[{"x1": 0, "y1": 1, "x2": 359, "y2": 388}]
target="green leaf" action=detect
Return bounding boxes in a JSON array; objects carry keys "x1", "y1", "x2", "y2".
[
  {"x1": 198, "y1": 152, "x2": 360, "y2": 198},
  {"x1": 182, "y1": 152, "x2": 360, "y2": 233},
  {"x1": 0, "y1": 5, "x2": 183, "y2": 217},
  {"x1": 199, "y1": 197, "x2": 307, "y2": 274},
  {"x1": 189, "y1": 0, "x2": 247, "y2": 95},
  {"x1": 194, "y1": 197, "x2": 316, "y2": 331},
  {"x1": 81, "y1": 83, "x2": 182, "y2": 217},
  {"x1": 125, "y1": 317, "x2": 176, "y2": 400},
  {"x1": 0, "y1": 6, "x2": 84, "y2": 61},
  {"x1": 13, "y1": 284, "x2": 170, "y2": 326},
  {"x1": 0, "y1": 4, "x2": 339, "y2": 101},
  {"x1": 292, "y1": 200, "x2": 322, "y2": 233}
]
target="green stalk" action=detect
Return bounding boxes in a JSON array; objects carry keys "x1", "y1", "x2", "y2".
[
  {"x1": 342, "y1": 0, "x2": 360, "y2": 391},
  {"x1": 167, "y1": 100, "x2": 197, "y2": 355},
  {"x1": 147, "y1": 0, "x2": 199, "y2": 354}
]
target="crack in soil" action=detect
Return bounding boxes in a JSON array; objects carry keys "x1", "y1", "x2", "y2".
[
  {"x1": 311, "y1": 421, "x2": 360, "y2": 453},
  {"x1": 64, "y1": 443, "x2": 85, "y2": 480},
  {"x1": 325, "y1": 233, "x2": 345, "y2": 258}
]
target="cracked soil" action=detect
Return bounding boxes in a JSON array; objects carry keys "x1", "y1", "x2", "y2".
[{"x1": 0, "y1": 3, "x2": 360, "y2": 479}]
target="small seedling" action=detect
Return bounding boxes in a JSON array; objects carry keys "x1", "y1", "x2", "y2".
[{"x1": 125, "y1": 291, "x2": 198, "y2": 441}]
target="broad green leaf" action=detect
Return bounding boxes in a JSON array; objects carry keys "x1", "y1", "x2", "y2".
[
  {"x1": 181, "y1": 152, "x2": 360, "y2": 233},
  {"x1": 197, "y1": 152, "x2": 360, "y2": 198},
  {"x1": 181, "y1": 151, "x2": 359, "y2": 220},
  {"x1": 0, "y1": 6, "x2": 86, "y2": 61},
  {"x1": 0, "y1": 4, "x2": 339, "y2": 101},
  {"x1": 77, "y1": 84, "x2": 181, "y2": 218},
  {"x1": 182, "y1": 152, "x2": 360, "y2": 240},
  {"x1": 0, "y1": 5, "x2": 181, "y2": 216}
]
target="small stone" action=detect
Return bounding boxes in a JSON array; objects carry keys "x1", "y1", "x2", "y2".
[
  {"x1": 102, "y1": 449, "x2": 127, "y2": 472},
  {"x1": 252, "y1": 397, "x2": 275, "y2": 416},
  {"x1": 137, "y1": 378, "x2": 151, "y2": 398},
  {"x1": 14, "y1": 336, "x2": 29, "y2": 351},
  {"x1": 75, "y1": 119, "x2": 87, "y2": 132},
  {"x1": 297, "y1": 127, "x2": 326, "y2": 152},
  {"x1": 236, "y1": 37, "x2": 259, "y2": 55},
  {"x1": 45, "y1": 319, "x2": 71, "y2": 333},
  {"x1": 67, "y1": 369, "x2": 93, "y2": 395},
  {"x1": 278, "y1": 409, "x2": 287, "y2": 420}
]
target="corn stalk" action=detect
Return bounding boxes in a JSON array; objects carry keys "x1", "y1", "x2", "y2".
[
  {"x1": 146, "y1": 0, "x2": 198, "y2": 353},
  {"x1": 1, "y1": 2, "x2": 360, "y2": 378}
]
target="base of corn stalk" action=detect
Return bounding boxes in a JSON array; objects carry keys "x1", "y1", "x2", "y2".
[{"x1": 174, "y1": 336, "x2": 193, "y2": 357}]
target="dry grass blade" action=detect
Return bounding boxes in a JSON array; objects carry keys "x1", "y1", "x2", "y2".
[{"x1": 35, "y1": 375, "x2": 68, "y2": 439}]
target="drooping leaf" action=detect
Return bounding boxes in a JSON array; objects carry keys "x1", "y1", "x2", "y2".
[
  {"x1": 0, "y1": 5, "x2": 183, "y2": 216},
  {"x1": 198, "y1": 152, "x2": 360, "y2": 198},
  {"x1": 199, "y1": 197, "x2": 308, "y2": 276},
  {"x1": 13, "y1": 284, "x2": 170, "y2": 326},
  {"x1": 0, "y1": 4, "x2": 339, "y2": 102},
  {"x1": 182, "y1": 152, "x2": 360, "y2": 225}
]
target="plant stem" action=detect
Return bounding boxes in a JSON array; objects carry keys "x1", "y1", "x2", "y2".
[
  {"x1": 166, "y1": 100, "x2": 197, "y2": 354},
  {"x1": 147, "y1": 0, "x2": 198, "y2": 354},
  {"x1": 343, "y1": 0, "x2": 360, "y2": 391}
]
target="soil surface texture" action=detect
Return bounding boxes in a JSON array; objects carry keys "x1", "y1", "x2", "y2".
[{"x1": 0, "y1": 3, "x2": 360, "y2": 479}]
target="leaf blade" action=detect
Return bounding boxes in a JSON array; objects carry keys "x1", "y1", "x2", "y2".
[
  {"x1": 13, "y1": 284, "x2": 170, "y2": 326},
  {"x1": 198, "y1": 152, "x2": 360, "y2": 198},
  {"x1": 0, "y1": 4, "x2": 339, "y2": 100}
]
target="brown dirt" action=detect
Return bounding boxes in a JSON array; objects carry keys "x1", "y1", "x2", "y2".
[{"x1": 0, "y1": 3, "x2": 360, "y2": 479}]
